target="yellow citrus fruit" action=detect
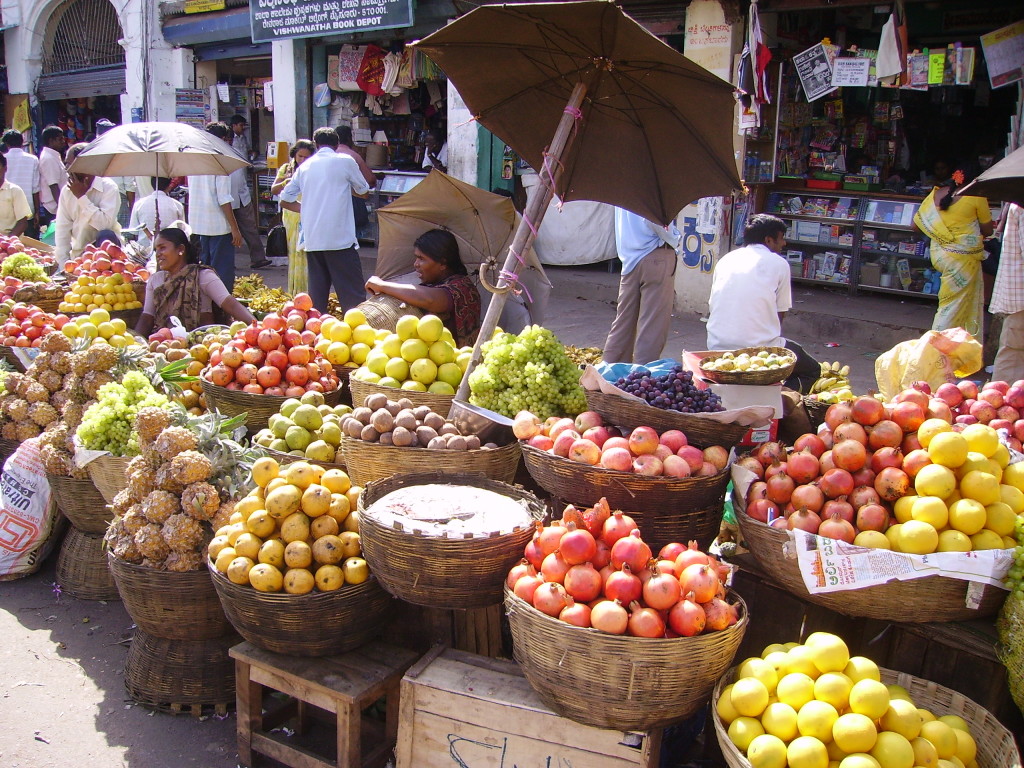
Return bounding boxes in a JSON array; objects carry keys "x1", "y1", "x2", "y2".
[
  {"x1": 937, "y1": 529, "x2": 973, "y2": 552},
  {"x1": 918, "y1": 709, "x2": 937, "y2": 723},
  {"x1": 984, "y1": 501, "x2": 1016, "y2": 536},
  {"x1": 788, "y1": 736, "x2": 830, "y2": 768},
  {"x1": 740, "y1": 657, "x2": 781, "y2": 692},
  {"x1": 926, "y1": 432, "x2": 969, "y2": 468},
  {"x1": 947, "y1": 498, "x2": 987, "y2": 535},
  {"x1": 806, "y1": 633, "x2": 851, "y2": 674},
  {"x1": 887, "y1": 684, "x2": 913, "y2": 702},
  {"x1": 870, "y1": 731, "x2": 915, "y2": 768},
  {"x1": 732, "y1": 677, "x2": 771, "y2": 718},
  {"x1": 910, "y1": 496, "x2": 948, "y2": 528},
  {"x1": 1003, "y1": 461, "x2": 1024, "y2": 492},
  {"x1": 998, "y1": 483, "x2": 1024, "y2": 513},
  {"x1": 969, "y1": 528, "x2": 1005, "y2": 550},
  {"x1": 879, "y1": 698, "x2": 922, "y2": 740},
  {"x1": 777, "y1": 672, "x2": 817, "y2": 710},
  {"x1": 951, "y1": 729, "x2": 976, "y2": 764},
  {"x1": 937, "y1": 715, "x2": 969, "y2": 733},
  {"x1": 840, "y1": 755, "x2": 882, "y2": 768},
  {"x1": 854, "y1": 530, "x2": 891, "y2": 549},
  {"x1": 898, "y1": 520, "x2": 939, "y2": 554},
  {"x1": 955, "y1": 452, "x2": 998, "y2": 481},
  {"x1": 885, "y1": 523, "x2": 903, "y2": 551},
  {"x1": 960, "y1": 423, "x2": 999, "y2": 457},
  {"x1": 843, "y1": 656, "x2": 881, "y2": 683},
  {"x1": 911, "y1": 737, "x2": 939, "y2": 768},
  {"x1": 917, "y1": 418, "x2": 952, "y2": 449},
  {"x1": 920, "y1": 721, "x2": 957, "y2": 760},
  {"x1": 893, "y1": 495, "x2": 918, "y2": 524},
  {"x1": 849, "y1": 679, "x2": 890, "y2": 720},
  {"x1": 826, "y1": 739, "x2": 847, "y2": 762},
  {"x1": 992, "y1": 442, "x2": 1011, "y2": 468},
  {"x1": 797, "y1": 700, "x2": 839, "y2": 742},
  {"x1": 717, "y1": 684, "x2": 740, "y2": 724},
  {"x1": 784, "y1": 645, "x2": 821, "y2": 679},
  {"x1": 763, "y1": 651, "x2": 791, "y2": 677},
  {"x1": 915, "y1": 464, "x2": 957, "y2": 499},
  {"x1": 748, "y1": 734, "x2": 789, "y2": 768},
  {"x1": 833, "y1": 712, "x2": 878, "y2": 753},
  {"x1": 959, "y1": 470, "x2": 1000, "y2": 506},
  {"x1": 762, "y1": 643, "x2": 788, "y2": 658},
  {"x1": 814, "y1": 672, "x2": 854, "y2": 710},
  {"x1": 761, "y1": 702, "x2": 799, "y2": 742},
  {"x1": 728, "y1": 716, "x2": 765, "y2": 751}
]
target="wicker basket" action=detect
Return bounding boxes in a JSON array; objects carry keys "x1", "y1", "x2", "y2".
[
  {"x1": 29, "y1": 296, "x2": 62, "y2": 314},
  {"x1": 263, "y1": 446, "x2": 346, "y2": 471},
  {"x1": 201, "y1": 377, "x2": 344, "y2": 434},
  {"x1": 521, "y1": 441, "x2": 730, "y2": 514},
  {"x1": 349, "y1": 377, "x2": 453, "y2": 416},
  {"x1": 552, "y1": 498, "x2": 724, "y2": 553},
  {"x1": 48, "y1": 474, "x2": 109, "y2": 534},
  {"x1": 109, "y1": 556, "x2": 231, "y2": 640},
  {"x1": 698, "y1": 346, "x2": 796, "y2": 386},
  {"x1": 358, "y1": 472, "x2": 545, "y2": 609},
  {"x1": 713, "y1": 665, "x2": 1021, "y2": 768},
  {"x1": 506, "y1": 586, "x2": 748, "y2": 730},
  {"x1": 342, "y1": 437, "x2": 521, "y2": 487},
  {"x1": 585, "y1": 390, "x2": 751, "y2": 450},
  {"x1": 803, "y1": 395, "x2": 831, "y2": 430},
  {"x1": 0, "y1": 437, "x2": 19, "y2": 467},
  {"x1": 55, "y1": 527, "x2": 120, "y2": 601},
  {"x1": 996, "y1": 591, "x2": 1024, "y2": 717},
  {"x1": 733, "y1": 494, "x2": 1008, "y2": 622},
  {"x1": 0, "y1": 345, "x2": 27, "y2": 371},
  {"x1": 124, "y1": 629, "x2": 238, "y2": 713},
  {"x1": 355, "y1": 294, "x2": 422, "y2": 332},
  {"x1": 86, "y1": 454, "x2": 132, "y2": 504},
  {"x1": 209, "y1": 566, "x2": 393, "y2": 656}
]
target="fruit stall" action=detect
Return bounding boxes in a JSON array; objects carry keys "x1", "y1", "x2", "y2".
[{"x1": 0, "y1": 235, "x2": 1021, "y2": 768}]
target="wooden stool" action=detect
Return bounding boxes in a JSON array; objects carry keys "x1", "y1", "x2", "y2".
[{"x1": 230, "y1": 641, "x2": 419, "y2": 768}]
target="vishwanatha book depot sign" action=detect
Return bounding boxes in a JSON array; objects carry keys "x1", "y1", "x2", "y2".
[{"x1": 250, "y1": 0, "x2": 413, "y2": 42}]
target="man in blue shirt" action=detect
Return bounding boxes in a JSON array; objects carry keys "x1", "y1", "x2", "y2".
[{"x1": 602, "y1": 207, "x2": 680, "y2": 364}]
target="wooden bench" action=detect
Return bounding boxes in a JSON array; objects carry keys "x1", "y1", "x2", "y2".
[{"x1": 230, "y1": 641, "x2": 419, "y2": 768}]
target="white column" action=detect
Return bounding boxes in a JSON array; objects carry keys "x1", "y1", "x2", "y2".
[
  {"x1": 271, "y1": 40, "x2": 297, "y2": 145},
  {"x1": 5, "y1": 0, "x2": 41, "y2": 102},
  {"x1": 446, "y1": 82, "x2": 476, "y2": 185}
]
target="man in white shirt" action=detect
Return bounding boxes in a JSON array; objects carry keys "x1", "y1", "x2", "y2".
[
  {"x1": 421, "y1": 129, "x2": 447, "y2": 173},
  {"x1": 206, "y1": 122, "x2": 270, "y2": 269},
  {"x1": 707, "y1": 213, "x2": 819, "y2": 391},
  {"x1": 2, "y1": 130, "x2": 40, "y2": 235},
  {"x1": 38, "y1": 125, "x2": 68, "y2": 227},
  {"x1": 128, "y1": 177, "x2": 185, "y2": 247},
  {"x1": 54, "y1": 143, "x2": 121, "y2": 268},
  {"x1": 186, "y1": 125, "x2": 244, "y2": 291},
  {"x1": 280, "y1": 127, "x2": 370, "y2": 312},
  {"x1": 230, "y1": 115, "x2": 252, "y2": 160}
]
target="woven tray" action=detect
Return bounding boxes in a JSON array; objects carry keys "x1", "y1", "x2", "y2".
[
  {"x1": 109, "y1": 555, "x2": 231, "y2": 640},
  {"x1": 713, "y1": 664, "x2": 1021, "y2": 768},
  {"x1": 349, "y1": 377, "x2": 453, "y2": 417},
  {"x1": 0, "y1": 345, "x2": 27, "y2": 371},
  {"x1": 56, "y1": 527, "x2": 120, "y2": 601},
  {"x1": 358, "y1": 472, "x2": 545, "y2": 609},
  {"x1": 585, "y1": 390, "x2": 750, "y2": 450},
  {"x1": 201, "y1": 377, "x2": 343, "y2": 434},
  {"x1": 733, "y1": 491, "x2": 1008, "y2": 622},
  {"x1": 355, "y1": 294, "x2": 423, "y2": 332},
  {"x1": 209, "y1": 566, "x2": 393, "y2": 657},
  {"x1": 342, "y1": 436, "x2": 520, "y2": 487},
  {"x1": 506, "y1": 586, "x2": 747, "y2": 731},
  {"x1": 521, "y1": 441, "x2": 729, "y2": 514},
  {"x1": 124, "y1": 628, "x2": 238, "y2": 714},
  {"x1": 86, "y1": 454, "x2": 132, "y2": 505},
  {"x1": 263, "y1": 446, "x2": 346, "y2": 471},
  {"x1": 48, "y1": 474, "x2": 109, "y2": 534},
  {"x1": 802, "y1": 395, "x2": 831, "y2": 430},
  {"x1": 698, "y1": 346, "x2": 796, "y2": 386}
]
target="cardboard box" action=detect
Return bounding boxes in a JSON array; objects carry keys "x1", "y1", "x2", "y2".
[
  {"x1": 709, "y1": 382, "x2": 783, "y2": 447},
  {"x1": 18, "y1": 236, "x2": 53, "y2": 254},
  {"x1": 860, "y1": 262, "x2": 882, "y2": 287}
]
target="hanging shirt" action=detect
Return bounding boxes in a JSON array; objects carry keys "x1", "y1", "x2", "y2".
[{"x1": 990, "y1": 204, "x2": 1024, "y2": 316}]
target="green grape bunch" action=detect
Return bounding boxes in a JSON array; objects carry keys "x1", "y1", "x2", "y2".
[
  {"x1": 1, "y1": 252, "x2": 47, "y2": 282},
  {"x1": 468, "y1": 325, "x2": 587, "y2": 419},
  {"x1": 76, "y1": 371, "x2": 170, "y2": 456}
]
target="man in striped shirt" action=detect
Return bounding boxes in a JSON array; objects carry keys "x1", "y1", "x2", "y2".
[{"x1": 990, "y1": 203, "x2": 1024, "y2": 381}]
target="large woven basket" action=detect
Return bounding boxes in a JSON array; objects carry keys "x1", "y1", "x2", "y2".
[
  {"x1": 349, "y1": 377, "x2": 453, "y2": 416},
  {"x1": 56, "y1": 527, "x2": 120, "y2": 601},
  {"x1": 109, "y1": 555, "x2": 231, "y2": 640},
  {"x1": 358, "y1": 472, "x2": 545, "y2": 609},
  {"x1": 29, "y1": 296, "x2": 62, "y2": 314},
  {"x1": 506, "y1": 586, "x2": 748, "y2": 731},
  {"x1": 698, "y1": 346, "x2": 796, "y2": 386},
  {"x1": 803, "y1": 395, "x2": 831, "y2": 430},
  {"x1": 201, "y1": 377, "x2": 343, "y2": 434},
  {"x1": 0, "y1": 437, "x2": 19, "y2": 467},
  {"x1": 209, "y1": 566, "x2": 393, "y2": 656},
  {"x1": 355, "y1": 294, "x2": 422, "y2": 332},
  {"x1": 86, "y1": 454, "x2": 132, "y2": 504},
  {"x1": 47, "y1": 474, "x2": 109, "y2": 534},
  {"x1": 124, "y1": 628, "x2": 238, "y2": 714},
  {"x1": 996, "y1": 591, "x2": 1024, "y2": 718},
  {"x1": 733, "y1": 493, "x2": 1008, "y2": 622},
  {"x1": 263, "y1": 445, "x2": 346, "y2": 470},
  {"x1": 549, "y1": 500, "x2": 724, "y2": 554},
  {"x1": 342, "y1": 436, "x2": 520, "y2": 487},
  {"x1": 585, "y1": 390, "x2": 751, "y2": 450},
  {"x1": 713, "y1": 665, "x2": 1021, "y2": 768},
  {"x1": 521, "y1": 441, "x2": 730, "y2": 514},
  {"x1": 0, "y1": 345, "x2": 27, "y2": 371}
]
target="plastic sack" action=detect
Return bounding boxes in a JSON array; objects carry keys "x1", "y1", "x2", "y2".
[
  {"x1": 874, "y1": 328, "x2": 982, "y2": 402},
  {"x1": 593, "y1": 359, "x2": 681, "y2": 383},
  {"x1": 0, "y1": 439, "x2": 62, "y2": 580}
]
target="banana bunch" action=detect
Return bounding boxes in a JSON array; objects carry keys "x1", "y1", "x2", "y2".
[{"x1": 810, "y1": 361, "x2": 853, "y2": 403}]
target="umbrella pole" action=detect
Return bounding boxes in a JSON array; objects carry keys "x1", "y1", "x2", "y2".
[{"x1": 456, "y1": 82, "x2": 587, "y2": 401}]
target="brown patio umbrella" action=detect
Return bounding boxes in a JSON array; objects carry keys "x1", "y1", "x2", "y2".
[
  {"x1": 957, "y1": 145, "x2": 1024, "y2": 206},
  {"x1": 414, "y1": 1, "x2": 740, "y2": 398}
]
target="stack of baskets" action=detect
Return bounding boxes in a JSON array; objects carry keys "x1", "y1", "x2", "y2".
[
  {"x1": 109, "y1": 556, "x2": 238, "y2": 715},
  {"x1": 51, "y1": 473, "x2": 119, "y2": 601}
]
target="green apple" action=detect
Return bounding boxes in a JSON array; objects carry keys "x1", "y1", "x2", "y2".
[
  {"x1": 416, "y1": 314, "x2": 444, "y2": 343},
  {"x1": 410, "y1": 358, "x2": 437, "y2": 385},
  {"x1": 305, "y1": 440, "x2": 336, "y2": 462},
  {"x1": 428, "y1": 381, "x2": 455, "y2": 395},
  {"x1": 428, "y1": 339, "x2": 455, "y2": 366},
  {"x1": 270, "y1": 438, "x2": 290, "y2": 453},
  {"x1": 400, "y1": 338, "x2": 429, "y2": 363},
  {"x1": 395, "y1": 314, "x2": 419, "y2": 341},
  {"x1": 437, "y1": 362, "x2": 464, "y2": 389},
  {"x1": 300, "y1": 390, "x2": 326, "y2": 407},
  {"x1": 320, "y1": 421, "x2": 342, "y2": 446},
  {"x1": 384, "y1": 357, "x2": 409, "y2": 381}
]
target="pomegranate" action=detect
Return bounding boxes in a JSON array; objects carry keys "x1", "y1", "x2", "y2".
[
  {"x1": 822, "y1": 497, "x2": 854, "y2": 525},
  {"x1": 820, "y1": 430, "x2": 834, "y2": 449},
  {"x1": 540, "y1": 550, "x2": 570, "y2": 584},
  {"x1": 848, "y1": 485, "x2": 881, "y2": 510},
  {"x1": 766, "y1": 472, "x2": 796, "y2": 505},
  {"x1": 855, "y1": 503, "x2": 889, "y2": 532},
  {"x1": 536, "y1": 524, "x2": 564, "y2": 557},
  {"x1": 765, "y1": 461, "x2": 789, "y2": 479},
  {"x1": 851, "y1": 466, "x2": 876, "y2": 487},
  {"x1": 523, "y1": 536, "x2": 544, "y2": 570},
  {"x1": 870, "y1": 446, "x2": 904, "y2": 474},
  {"x1": 513, "y1": 573, "x2": 543, "y2": 603},
  {"x1": 702, "y1": 598, "x2": 737, "y2": 631},
  {"x1": 825, "y1": 403, "x2": 854, "y2": 431},
  {"x1": 791, "y1": 484, "x2": 825, "y2": 513},
  {"x1": 901, "y1": 449, "x2": 932, "y2": 479},
  {"x1": 506, "y1": 559, "x2": 535, "y2": 590},
  {"x1": 559, "y1": 597, "x2": 592, "y2": 627},
  {"x1": 754, "y1": 441, "x2": 786, "y2": 467},
  {"x1": 673, "y1": 540, "x2": 712, "y2": 571},
  {"x1": 643, "y1": 569, "x2": 682, "y2": 610},
  {"x1": 532, "y1": 582, "x2": 569, "y2": 616},
  {"x1": 559, "y1": 524, "x2": 597, "y2": 565},
  {"x1": 564, "y1": 562, "x2": 603, "y2": 602},
  {"x1": 605, "y1": 564, "x2": 643, "y2": 604},
  {"x1": 736, "y1": 456, "x2": 765, "y2": 479},
  {"x1": 746, "y1": 481, "x2": 768, "y2": 502},
  {"x1": 874, "y1": 467, "x2": 910, "y2": 502},
  {"x1": 818, "y1": 513, "x2": 856, "y2": 543},
  {"x1": 901, "y1": 432, "x2": 923, "y2": 453},
  {"x1": 957, "y1": 380, "x2": 979, "y2": 400},
  {"x1": 851, "y1": 396, "x2": 886, "y2": 426},
  {"x1": 678, "y1": 563, "x2": 719, "y2": 603},
  {"x1": 788, "y1": 507, "x2": 821, "y2": 534},
  {"x1": 627, "y1": 601, "x2": 666, "y2": 638},
  {"x1": 592, "y1": 539, "x2": 612, "y2": 569},
  {"x1": 868, "y1": 420, "x2": 904, "y2": 450},
  {"x1": 832, "y1": 439, "x2": 868, "y2": 472},
  {"x1": 747, "y1": 498, "x2": 780, "y2": 524},
  {"x1": 659, "y1": 542, "x2": 686, "y2": 561},
  {"x1": 610, "y1": 530, "x2": 652, "y2": 572},
  {"x1": 896, "y1": 388, "x2": 930, "y2": 409},
  {"x1": 891, "y1": 401, "x2": 926, "y2": 433},
  {"x1": 590, "y1": 599, "x2": 628, "y2": 635},
  {"x1": 786, "y1": 452, "x2": 821, "y2": 485},
  {"x1": 980, "y1": 388, "x2": 1005, "y2": 409},
  {"x1": 935, "y1": 382, "x2": 964, "y2": 408},
  {"x1": 668, "y1": 594, "x2": 706, "y2": 636},
  {"x1": 601, "y1": 511, "x2": 638, "y2": 546},
  {"x1": 927, "y1": 399, "x2": 954, "y2": 422},
  {"x1": 834, "y1": 421, "x2": 868, "y2": 445},
  {"x1": 819, "y1": 450, "x2": 836, "y2": 473},
  {"x1": 819, "y1": 468, "x2": 855, "y2": 499}
]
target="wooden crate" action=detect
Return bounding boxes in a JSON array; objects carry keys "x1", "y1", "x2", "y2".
[{"x1": 396, "y1": 647, "x2": 663, "y2": 768}]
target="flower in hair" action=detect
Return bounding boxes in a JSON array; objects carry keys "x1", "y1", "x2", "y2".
[{"x1": 952, "y1": 169, "x2": 965, "y2": 185}]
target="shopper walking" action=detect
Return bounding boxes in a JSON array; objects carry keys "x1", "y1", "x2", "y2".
[
  {"x1": 271, "y1": 140, "x2": 315, "y2": 295},
  {"x1": 913, "y1": 169, "x2": 993, "y2": 343},
  {"x1": 279, "y1": 127, "x2": 371, "y2": 312},
  {"x1": 602, "y1": 207, "x2": 680, "y2": 364},
  {"x1": 335, "y1": 125, "x2": 377, "y2": 239},
  {"x1": 188, "y1": 124, "x2": 243, "y2": 291},
  {"x1": 990, "y1": 203, "x2": 1024, "y2": 381},
  {"x1": 206, "y1": 122, "x2": 271, "y2": 269},
  {"x1": 38, "y1": 125, "x2": 68, "y2": 229},
  {"x1": 2, "y1": 130, "x2": 39, "y2": 235}
]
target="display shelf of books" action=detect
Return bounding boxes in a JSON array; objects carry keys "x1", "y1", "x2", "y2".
[
  {"x1": 857, "y1": 199, "x2": 936, "y2": 300},
  {"x1": 768, "y1": 192, "x2": 858, "y2": 291},
  {"x1": 255, "y1": 170, "x2": 278, "y2": 234}
]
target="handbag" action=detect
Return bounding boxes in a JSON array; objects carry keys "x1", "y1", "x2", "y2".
[{"x1": 266, "y1": 225, "x2": 288, "y2": 258}]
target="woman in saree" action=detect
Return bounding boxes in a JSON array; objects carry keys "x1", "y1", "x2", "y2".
[
  {"x1": 135, "y1": 227, "x2": 254, "y2": 336},
  {"x1": 913, "y1": 170, "x2": 993, "y2": 342},
  {"x1": 270, "y1": 140, "x2": 315, "y2": 295}
]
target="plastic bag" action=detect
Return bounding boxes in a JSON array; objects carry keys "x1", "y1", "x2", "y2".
[
  {"x1": 874, "y1": 328, "x2": 982, "y2": 401},
  {"x1": 0, "y1": 440, "x2": 62, "y2": 580}
]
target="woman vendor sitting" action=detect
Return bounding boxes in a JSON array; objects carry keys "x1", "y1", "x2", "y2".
[
  {"x1": 365, "y1": 229, "x2": 482, "y2": 346},
  {"x1": 135, "y1": 227, "x2": 255, "y2": 336}
]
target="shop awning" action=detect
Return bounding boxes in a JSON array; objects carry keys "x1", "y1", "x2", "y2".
[
  {"x1": 162, "y1": 6, "x2": 253, "y2": 47},
  {"x1": 37, "y1": 65, "x2": 126, "y2": 101}
]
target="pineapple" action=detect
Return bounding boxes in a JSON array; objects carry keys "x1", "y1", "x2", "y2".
[
  {"x1": 61, "y1": 401, "x2": 85, "y2": 430},
  {"x1": 111, "y1": 489, "x2": 134, "y2": 516},
  {"x1": 28, "y1": 402, "x2": 58, "y2": 427},
  {"x1": 15, "y1": 422, "x2": 40, "y2": 441},
  {"x1": 168, "y1": 450, "x2": 212, "y2": 485},
  {"x1": 181, "y1": 482, "x2": 220, "y2": 521},
  {"x1": 0, "y1": 423, "x2": 15, "y2": 440},
  {"x1": 31, "y1": 352, "x2": 52, "y2": 372},
  {"x1": 113, "y1": 536, "x2": 144, "y2": 564},
  {"x1": 84, "y1": 344, "x2": 118, "y2": 372},
  {"x1": 154, "y1": 426, "x2": 198, "y2": 461},
  {"x1": 38, "y1": 370, "x2": 63, "y2": 393},
  {"x1": 121, "y1": 505, "x2": 148, "y2": 534},
  {"x1": 51, "y1": 351, "x2": 72, "y2": 374},
  {"x1": 50, "y1": 391, "x2": 69, "y2": 411},
  {"x1": 40, "y1": 333, "x2": 72, "y2": 354},
  {"x1": 135, "y1": 407, "x2": 173, "y2": 445},
  {"x1": 161, "y1": 513, "x2": 205, "y2": 553},
  {"x1": 134, "y1": 523, "x2": 170, "y2": 562},
  {"x1": 4, "y1": 372, "x2": 25, "y2": 394},
  {"x1": 154, "y1": 464, "x2": 184, "y2": 493},
  {"x1": 82, "y1": 371, "x2": 115, "y2": 399},
  {"x1": 7, "y1": 398, "x2": 28, "y2": 422},
  {"x1": 40, "y1": 444, "x2": 69, "y2": 476},
  {"x1": 211, "y1": 500, "x2": 235, "y2": 531},
  {"x1": 24, "y1": 382, "x2": 49, "y2": 404},
  {"x1": 165, "y1": 551, "x2": 203, "y2": 572},
  {"x1": 71, "y1": 352, "x2": 90, "y2": 377},
  {"x1": 141, "y1": 490, "x2": 179, "y2": 524}
]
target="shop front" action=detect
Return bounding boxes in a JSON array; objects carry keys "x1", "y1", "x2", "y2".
[{"x1": 743, "y1": 0, "x2": 1023, "y2": 303}]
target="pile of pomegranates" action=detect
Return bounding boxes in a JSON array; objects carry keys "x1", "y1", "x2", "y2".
[
  {"x1": 926, "y1": 379, "x2": 1024, "y2": 450},
  {"x1": 507, "y1": 497, "x2": 740, "y2": 637}
]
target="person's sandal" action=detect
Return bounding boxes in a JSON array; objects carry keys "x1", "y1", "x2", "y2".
[{"x1": 250, "y1": 260, "x2": 274, "y2": 269}]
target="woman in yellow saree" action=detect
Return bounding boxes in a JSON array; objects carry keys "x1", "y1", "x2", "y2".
[
  {"x1": 913, "y1": 171, "x2": 993, "y2": 343},
  {"x1": 271, "y1": 140, "x2": 315, "y2": 295}
]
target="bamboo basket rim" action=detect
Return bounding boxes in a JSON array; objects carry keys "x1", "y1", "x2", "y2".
[
  {"x1": 342, "y1": 435, "x2": 521, "y2": 487},
  {"x1": 56, "y1": 527, "x2": 120, "y2": 601},
  {"x1": 348, "y1": 377, "x2": 454, "y2": 415},
  {"x1": 698, "y1": 346, "x2": 796, "y2": 385},
  {"x1": 85, "y1": 453, "x2": 132, "y2": 504},
  {"x1": 200, "y1": 375, "x2": 344, "y2": 404},
  {"x1": 712, "y1": 665, "x2": 1022, "y2": 768},
  {"x1": 208, "y1": 561, "x2": 384, "y2": 602},
  {"x1": 262, "y1": 445, "x2": 346, "y2": 469}
]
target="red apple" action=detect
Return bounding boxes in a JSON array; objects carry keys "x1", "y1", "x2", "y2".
[
  {"x1": 552, "y1": 430, "x2": 580, "y2": 457},
  {"x1": 957, "y1": 380, "x2": 979, "y2": 400},
  {"x1": 662, "y1": 455, "x2": 691, "y2": 477},
  {"x1": 549, "y1": 418, "x2": 577, "y2": 441},
  {"x1": 568, "y1": 438, "x2": 601, "y2": 465},
  {"x1": 676, "y1": 445, "x2": 704, "y2": 473},
  {"x1": 628, "y1": 426, "x2": 660, "y2": 456},
  {"x1": 582, "y1": 426, "x2": 611, "y2": 448},
  {"x1": 603, "y1": 436, "x2": 630, "y2": 453},
  {"x1": 702, "y1": 445, "x2": 729, "y2": 471},
  {"x1": 574, "y1": 411, "x2": 603, "y2": 433},
  {"x1": 632, "y1": 454, "x2": 664, "y2": 476},
  {"x1": 601, "y1": 446, "x2": 633, "y2": 472},
  {"x1": 659, "y1": 429, "x2": 688, "y2": 453},
  {"x1": 527, "y1": 434, "x2": 554, "y2": 451}
]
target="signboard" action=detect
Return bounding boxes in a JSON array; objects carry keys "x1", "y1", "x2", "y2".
[
  {"x1": 830, "y1": 58, "x2": 870, "y2": 88},
  {"x1": 682, "y1": 0, "x2": 732, "y2": 82},
  {"x1": 980, "y1": 20, "x2": 1024, "y2": 89},
  {"x1": 793, "y1": 43, "x2": 837, "y2": 102},
  {"x1": 250, "y1": 0, "x2": 413, "y2": 43},
  {"x1": 185, "y1": 0, "x2": 225, "y2": 13}
]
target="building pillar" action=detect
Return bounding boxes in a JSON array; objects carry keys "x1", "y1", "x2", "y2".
[
  {"x1": 272, "y1": 40, "x2": 298, "y2": 145},
  {"x1": 447, "y1": 82, "x2": 476, "y2": 185}
]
